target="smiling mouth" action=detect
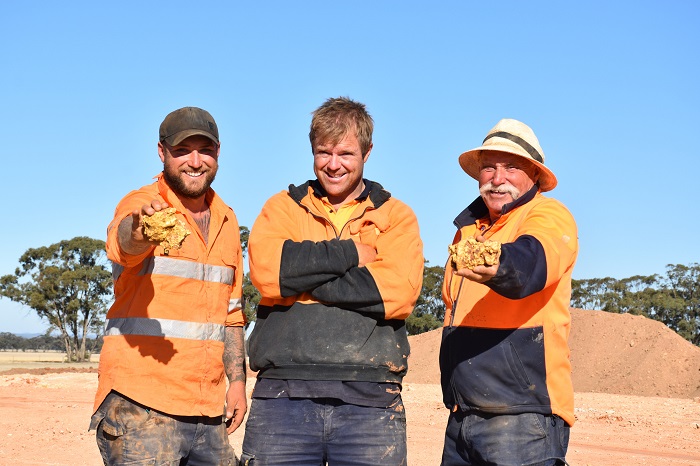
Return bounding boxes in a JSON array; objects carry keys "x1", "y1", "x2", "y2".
[
  {"x1": 185, "y1": 171, "x2": 204, "y2": 178},
  {"x1": 488, "y1": 189, "x2": 513, "y2": 196}
]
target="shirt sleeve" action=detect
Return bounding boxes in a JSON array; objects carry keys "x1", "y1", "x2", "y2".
[
  {"x1": 487, "y1": 198, "x2": 578, "y2": 299},
  {"x1": 225, "y1": 212, "x2": 246, "y2": 327},
  {"x1": 311, "y1": 200, "x2": 424, "y2": 320},
  {"x1": 249, "y1": 192, "x2": 358, "y2": 299},
  {"x1": 106, "y1": 189, "x2": 158, "y2": 268}
]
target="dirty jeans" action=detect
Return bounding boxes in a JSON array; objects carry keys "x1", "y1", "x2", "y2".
[
  {"x1": 90, "y1": 391, "x2": 237, "y2": 466},
  {"x1": 240, "y1": 397, "x2": 407, "y2": 465},
  {"x1": 441, "y1": 410, "x2": 570, "y2": 466}
]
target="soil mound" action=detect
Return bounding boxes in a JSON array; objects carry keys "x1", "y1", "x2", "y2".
[{"x1": 404, "y1": 308, "x2": 700, "y2": 399}]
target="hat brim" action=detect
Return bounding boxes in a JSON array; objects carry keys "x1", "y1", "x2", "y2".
[
  {"x1": 163, "y1": 129, "x2": 219, "y2": 146},
  {"x1": 458, "y1": 144, "x2": 558, "y2": 192}
]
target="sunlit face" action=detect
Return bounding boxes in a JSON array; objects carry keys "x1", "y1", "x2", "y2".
[
  {"x1": 478, "y1": 151, "x2": 538, "y2": 220},
  {"x1": 313, "y1": 131, "x2": 371, "y2": 208},
  {"x1": 158, "y1": 135, "x2": 220, "y2": 199}
]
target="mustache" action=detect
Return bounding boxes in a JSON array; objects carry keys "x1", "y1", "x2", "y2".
[{"x1": 479, "y1": 182, "x2": 520, "y2": 199}]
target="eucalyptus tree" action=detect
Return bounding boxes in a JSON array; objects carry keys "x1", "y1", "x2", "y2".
[
  {"x1": 0, "y1": 236, "x2": 112, "y2": 361},
  {"x1": 406, "y1": 263, "x2": 446, "y2": 335}
]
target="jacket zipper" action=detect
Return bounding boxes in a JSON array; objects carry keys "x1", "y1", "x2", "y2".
[
  {"x1": 302, "y1": 202, "x2": 373, "y2": 240},
  {"x1": 448, "y1": 277, "x2": 464, "y2": 328},
  {"x1": 338, "y1": 206, "x2": 373, "y2": 238}
]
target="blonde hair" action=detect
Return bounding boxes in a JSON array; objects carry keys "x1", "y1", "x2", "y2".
[{"x1": 309, "y1": 97, "x2": 373, "y2": 155}]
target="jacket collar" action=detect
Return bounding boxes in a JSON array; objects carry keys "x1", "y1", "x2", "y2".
[
  {"x1": 288, "y1": 179, "x2": 391, "y2": 208},
  {"x1": 454, "y1": 184, "x2": 539, "y2": 228}
]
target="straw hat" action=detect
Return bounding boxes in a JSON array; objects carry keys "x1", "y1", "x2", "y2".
[{"x1": 458, "y1": 118, "x2": 557, "y2": 192}]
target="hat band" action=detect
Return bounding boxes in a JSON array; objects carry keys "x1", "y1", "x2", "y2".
[{"x1": 483, "y1": 131, "x2": 543, "y2": 164}]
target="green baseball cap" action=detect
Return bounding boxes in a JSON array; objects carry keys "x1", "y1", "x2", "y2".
[{"x1": 159, "y1": 107, "x2": 219, "y2": 146}]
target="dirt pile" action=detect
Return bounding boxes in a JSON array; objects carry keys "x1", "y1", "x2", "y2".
[{"x1": 404, "y1": 308, "x2": 700, "y2": 399}]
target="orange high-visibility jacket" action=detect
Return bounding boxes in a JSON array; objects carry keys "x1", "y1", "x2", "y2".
[
  {"x1": 247, "y1": 180, "x2": 424, "y2": 383},
  {"x1": 441, "y1": 187, "x2": 578, "y2": 425},
  {"x1": 94, "y1": 173, "x2": 244, "y2": 417}
]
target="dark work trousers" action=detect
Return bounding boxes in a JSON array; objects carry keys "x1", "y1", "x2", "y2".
[
  {"x1": 90, "y1": 391, "x2": 236, "y2": 466},
  {"x1": 240, "y1": 397, "x2": 407, "y2": 465},
  {"x1": 441, "y1": 410, "x2": 570, "y2": 466}
]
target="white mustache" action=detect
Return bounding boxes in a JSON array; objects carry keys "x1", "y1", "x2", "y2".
[{"x1": 479, "y1": 182, "x2": 520, "y2": 199}]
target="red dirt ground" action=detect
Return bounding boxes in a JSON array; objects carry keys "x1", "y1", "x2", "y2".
[{"x1": 1, "y1": 308, "x2": 699, "y2": 465}]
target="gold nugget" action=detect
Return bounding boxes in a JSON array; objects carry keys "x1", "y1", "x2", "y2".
[
  {"x1": 448, "y1": 237, "x2": 501, "y2": 270},
  {"x1": 141, "y1": 207, "x2": 190, "y2": 254}
]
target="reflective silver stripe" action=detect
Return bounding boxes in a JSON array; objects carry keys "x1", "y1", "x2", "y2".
[
  {"x1": 228, "y1": 298, "x2": 242, "y2": 313},
  {"x1": 112, "y1": 263, "x2": 124, "y2": 282},
  {"x1": 105, "y1": 317, "x2": 225, "y2": 342},
  {"x1": 138, "y1": 256, "x2": 234, "y2": 285}
]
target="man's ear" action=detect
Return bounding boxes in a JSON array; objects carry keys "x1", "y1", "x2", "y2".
[
  {"x1": 530, "y1": 165, "x2": 540, "y2": 184},
  {"x1": 157, "y1": 141, "x2": 166, "y2": 163},
  {"x1": 363, "y1": 143, "x2": 373, "y2": 163}
]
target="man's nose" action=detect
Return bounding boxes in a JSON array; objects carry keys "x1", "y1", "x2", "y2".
[
  {"x1": 491, "y1": 166, "x2": 506, "y2": 184},
  {"x1": 327, "y1": 154, "x2": 341, "y2": 169},
  {"x1": 188, "y1": 150, "x2": 203, "y2": 167}
]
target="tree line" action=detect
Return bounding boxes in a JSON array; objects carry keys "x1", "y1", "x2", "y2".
[
  {"x1": 570, "y1": 263, "x2": 700, "y2": 345},
  {"x1": 0, "y1": 331, "x2": 103, "y2": 353},
  {"x1": 1, "y1": 235, "x2": 698, "y2": 358}
]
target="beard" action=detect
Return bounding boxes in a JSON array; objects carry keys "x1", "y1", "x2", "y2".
[
  {"x1": 479, "y1": 181, "x2": 520, "y2": 200},
  {"x1": 163, "y1": 166, "x2": 217, "y2": 199}
]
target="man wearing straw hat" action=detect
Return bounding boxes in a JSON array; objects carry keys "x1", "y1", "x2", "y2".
[{"x1": 440, "y1": 119, "x2": 578, "y2": 465}]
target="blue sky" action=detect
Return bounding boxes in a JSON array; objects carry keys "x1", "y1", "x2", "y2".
[{"x1": 1, "y1": 1, "x2": 698, "y2": 333}]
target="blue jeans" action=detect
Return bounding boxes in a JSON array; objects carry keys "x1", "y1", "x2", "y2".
[
  {"x1": 240, "y1": 397, "x2": 407, "y2": 465},
  {"x1": 90, "y1": 391, "x2": 236, "y2": 465},
  {"x1": 441, "y1": 410, "x2": 570, "y2": 466}
]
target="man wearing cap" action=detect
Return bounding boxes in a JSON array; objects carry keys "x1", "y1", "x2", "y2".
[
  {"x1": 440, "y1": 119, "x2": 578, "y2": 465},
  {"x1": 240, "y1": 97, "x2": 423, "y2": 465},
  {"x1": 90, "y1": 107, "x2": 247, "y2": 465}
]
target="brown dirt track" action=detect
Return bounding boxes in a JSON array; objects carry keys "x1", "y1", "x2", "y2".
[{"x1": 1, "y1": 308, "x2": 699, "y2": 465}]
